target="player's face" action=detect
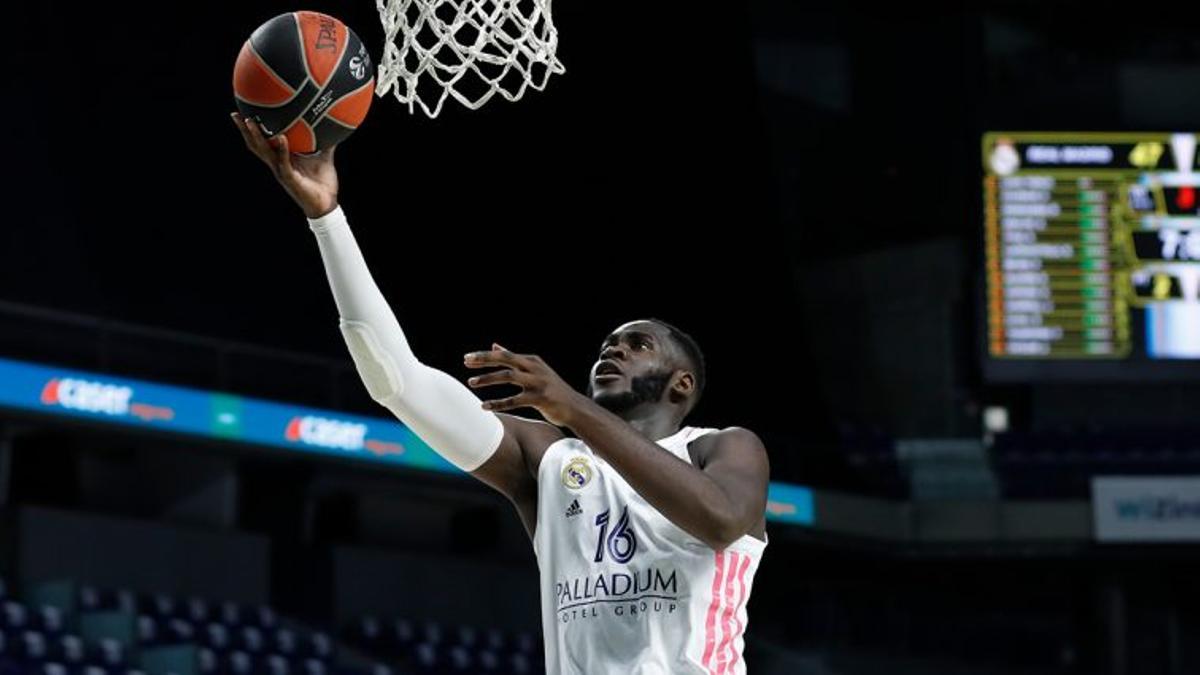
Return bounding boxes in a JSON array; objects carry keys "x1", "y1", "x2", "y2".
[{"x1": 588, "y1": 321, "x2": 678, "y2": 413}]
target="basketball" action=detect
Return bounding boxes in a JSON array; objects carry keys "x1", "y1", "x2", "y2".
[{"x1": 233, "y1": 12, "x2": 374, "y2": 155}]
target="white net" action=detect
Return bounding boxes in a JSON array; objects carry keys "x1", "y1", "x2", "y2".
[{"x1": 374, "y1": 0, "x2": 565, "y2": 118}]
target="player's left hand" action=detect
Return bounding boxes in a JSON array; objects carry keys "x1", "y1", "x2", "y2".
[{"x1": 465, "y1": 344, "x2": 589, "y2": 427}]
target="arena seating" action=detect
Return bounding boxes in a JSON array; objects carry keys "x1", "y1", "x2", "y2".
[
  {"x1": 0, "y1": 574, "x2": 544, "y2": 675},
  {"x1": 344, "y1": 616, "x2": 542, "y2": 675}
]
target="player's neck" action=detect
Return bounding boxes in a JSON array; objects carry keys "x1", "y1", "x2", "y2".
[{"x1": 619, "y1": 408, "x2": 683, "y2": 442}]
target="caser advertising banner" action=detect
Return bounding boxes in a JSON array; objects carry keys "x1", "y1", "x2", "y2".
[
  {"x1": 0, "y1": 356, "x2": 815, "y2": 525},
  {"x1": 0, "y1": 355, "x2": 450, "y2": 471}
]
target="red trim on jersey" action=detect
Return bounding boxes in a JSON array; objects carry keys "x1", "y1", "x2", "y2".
[
  {"x1": 701, "y1": 551, "x2": 726, "y2": 673},
  {"x1": 727, "y1": 553, "x2": 753, "y2": 671},
  {"x1": 715, "y1": 552, "x2": 741, "y2": 674}
]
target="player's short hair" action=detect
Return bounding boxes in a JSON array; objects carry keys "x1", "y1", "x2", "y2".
[{"x1": 647, "y1": 318, "x2": 707, "y2": 406}]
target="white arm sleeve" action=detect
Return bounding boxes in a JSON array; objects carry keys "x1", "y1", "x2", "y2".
[{"x1": 307, "y1": 205, "x2": 504, "y2": 471}]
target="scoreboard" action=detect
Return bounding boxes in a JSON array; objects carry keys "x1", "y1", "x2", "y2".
[{"x1": 983, "y1": 132, "x2": 1200, "y2": 380}]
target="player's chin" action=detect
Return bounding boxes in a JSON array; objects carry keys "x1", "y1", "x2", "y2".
[{"x1": 590, "y1": 380, "x2": 628, "y2": 402}]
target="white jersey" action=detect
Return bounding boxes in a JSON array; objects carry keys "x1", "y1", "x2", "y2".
[{"x1": 533, "y1": 426, "x2": 766, "y2": 674}]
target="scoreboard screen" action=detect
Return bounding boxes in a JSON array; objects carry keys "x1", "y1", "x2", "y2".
[{"x1": 983, "y1": 132, "x2": 1200, "y2": 380}]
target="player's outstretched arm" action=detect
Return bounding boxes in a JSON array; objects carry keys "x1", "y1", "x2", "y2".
[{"x1": 230, "y1": 113, "x2": 558, "y2": 512}]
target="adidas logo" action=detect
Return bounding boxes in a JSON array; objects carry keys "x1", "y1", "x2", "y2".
[{"x1": 565, "y1": 499, "x2": 582, "y2": 518}]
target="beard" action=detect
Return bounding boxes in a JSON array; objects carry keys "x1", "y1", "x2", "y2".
[{"x1": 588, "y1": 369, "x2": 674, "y2": 414}]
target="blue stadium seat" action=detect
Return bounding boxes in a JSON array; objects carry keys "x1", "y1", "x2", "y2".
[
  {"x1": 391, "y1": 619, "x2": 416, "y2": 654},
  {"x1": 204, "y1": 623, "x2": 231, "y2": 651},
  {"x1": 452, "y1": 626, "x2": 476, "y2": 649},
  {"x1": 411, "y1": 643, "x2": 437, "y2": 673},
  {"x1": 513, "y1": 632, "x2": 536, "y2": 654},
  {"x1": 444, "y1": 645, "x2": 472, "y2": 672},
  {"x1": 302, "y1": 633, "x2": 332, "y2": 661},
  {"x1": 482, "y1": 629, "x2": 505, "y2": 653},
  {"x1": 36, "y1": 608, "x2": 65, "y2": 637},
  {"x1": 299, "y1": 658, "x2": 327, "y2": 675},
  {"x1": 113, "y1": 591, "x2": 137, "y2": 615},
  {"x1": 420, "y1": 623, "x2": 442, "y2": 647},
  {"x1": 90, "y1": 639, "x2": 125, "y2": 669},
  {"x1": 196, "y1": 646, "x2": 219, "y2": 675},
  {"x1": 355, "y1": 617, "x2": 380, "y2": 643},
  {"x1": 134, "y1": 616, "x2": 156, "y2": 645},
  {"x1": 218, "y1": 602, "x2": 242, "y2": 628},
  {"x1": 17, "y1": 631, "x2": 48, "y2": 661},
  {"x1": 508, "y1": 652, "x2": 534, "y2": 675},
  {"x1": 367, "y1": 664, "x2": 393, "y2": 675},
  {"x1": 163, "y1": 619, "x2": 195, "y2": 644},
  {"x1": 0, "y1": 603, "x2": 28, "y2": 631},
  {"x1": 226, "y1": 650, "x2": 253, "y2": 675},
  {"x1": 147, "y1": 595, "x2": 176, "y2": 619},
  {"x1": 262, "y1": 654, "x2": 289, "y2": 675},
  {"x1": 476, "y1": 649, "x2": 500, "y2": 672},
  {"x1": 237, "y1": 626, "x2": 264, "y2": 653},
  {"x1": 250, "y1": 607, "x2": 277, "y2": 631},
  {"x1": 185, "y1": 599, "x2": 209, "y2": 625},
  {"x1": 52, "y1": 635, "x2": 85, "y2": 665},
  {"x1": 77, "y1": 587, "x2": 103, "y2": 613},
  {"x1": 79, "y1": 665, "x2": 112, "y2": 675},
  {"x1": 271, "y1": 628, "x2": 296, "y2": 656},
  {"x1": 343, "y1": 618, "x2": 386, "y2": 661},
  {"x1": 37, "y1": 662, "x2": 68, "y2": 675}
]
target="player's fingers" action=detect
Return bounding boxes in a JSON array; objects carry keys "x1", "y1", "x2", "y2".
[
  {"x1": 230, "y1": 112, "x2": 253, "y2": 145},
  {"x1": 467, "y1": 369, "x2": 527, "y2": 389},
  {"x1": 481, "y1": 394, "x2": 534, "y2": 413},
  {"x1": 464, "y1": 349, "x2": 524, "y2": 370},
  {"x1": 242, "y1": 117, "x2": 274, "y2": 161},
  {"x1": 492, "y1": 343, "x2": 544, "y2": 368},
  {"x1": 272, "y1": 134, "x2": 295, "y2": 176}
]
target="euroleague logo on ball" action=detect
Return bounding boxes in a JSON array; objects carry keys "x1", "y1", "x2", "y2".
[{"x1": 349, "y1": 45, "x2": 369, "y2": 80}]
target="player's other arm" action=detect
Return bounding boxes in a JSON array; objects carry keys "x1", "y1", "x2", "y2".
[
  {"x1": 571, "y1": 410, "x2": 770, "y2": 551},
  {"x1": 229, "y1": 114, "x2": 555, "y2": 507}
]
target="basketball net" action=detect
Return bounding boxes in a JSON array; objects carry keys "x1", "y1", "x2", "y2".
[{"x1": 374, "y1": 0, "x2": 564, "y2": 117}]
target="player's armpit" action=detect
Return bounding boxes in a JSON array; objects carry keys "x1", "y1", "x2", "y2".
[{"x1": 471, "y1": 414, "x2": 565, "y2": 500}]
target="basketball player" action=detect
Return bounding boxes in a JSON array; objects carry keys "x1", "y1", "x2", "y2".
[{"x1": 232, "y1": 113, "x2": 769, "y2": 674}]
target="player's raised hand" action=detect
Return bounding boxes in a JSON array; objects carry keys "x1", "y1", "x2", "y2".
[
  {"x1": 465, "y1": 344, "x2": 591, "y2": 428},
  {"x1": 231, "y1": 112, "x2": 339, "y2": 219}
]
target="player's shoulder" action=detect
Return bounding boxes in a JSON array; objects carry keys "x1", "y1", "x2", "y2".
[
  {"x1": 497, "y1": 413, "x2": 567, "y2": 472},
  {"x1": 690, "y1": 426, "x2": 767, "y2": 463},
  {"x1": 695, "y1": 425, "x2": 764, "y2": 444}
]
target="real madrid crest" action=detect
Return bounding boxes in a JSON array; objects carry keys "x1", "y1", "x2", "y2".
[{"x1": 561, "y1": 456, "x2": 592, "y2": 490}]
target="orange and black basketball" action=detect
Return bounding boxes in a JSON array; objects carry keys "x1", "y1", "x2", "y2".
[{"x1": 233, "y1": 12, "x2": 374, "y2": 154}]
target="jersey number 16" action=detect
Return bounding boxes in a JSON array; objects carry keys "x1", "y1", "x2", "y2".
[{"x1": 593, "y1": 506, "x2": 637, "y2": 564}]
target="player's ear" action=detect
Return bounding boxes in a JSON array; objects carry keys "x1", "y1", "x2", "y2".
[{"x1": 669, "y1": 371, "x2": 695, "y2": 404}]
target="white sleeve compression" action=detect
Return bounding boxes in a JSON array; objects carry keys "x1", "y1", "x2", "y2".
[{"x1": 307, "y1": 205, "x2": 504, "y2": 472}]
